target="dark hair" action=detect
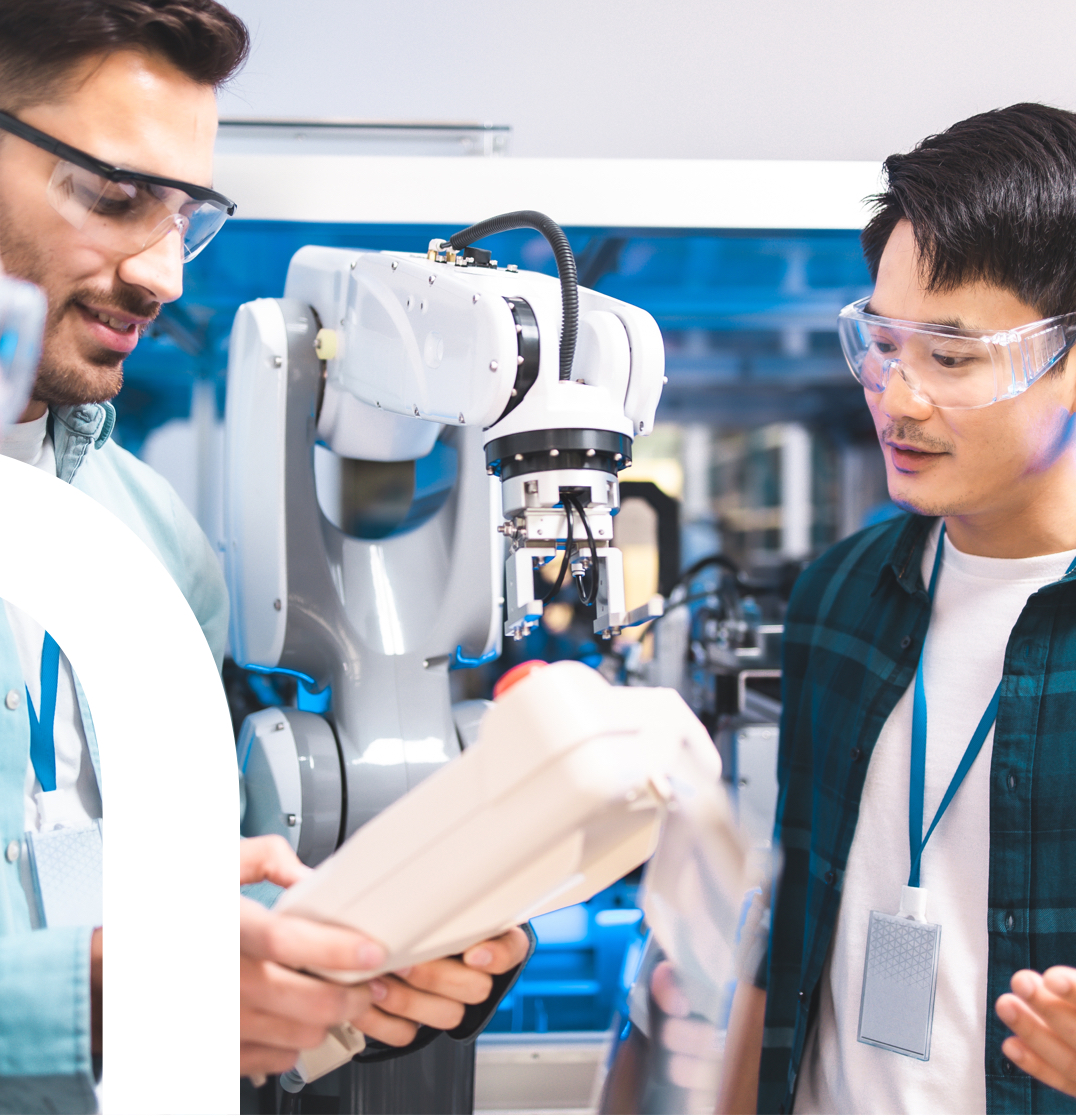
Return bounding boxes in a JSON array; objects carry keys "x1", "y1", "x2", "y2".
[
  {"x1": 861, "y1": 103, "x2": 1076, "y2": 318},
  {"x1": 0, "y1": 0, "x2": 249, "y2": 109}
]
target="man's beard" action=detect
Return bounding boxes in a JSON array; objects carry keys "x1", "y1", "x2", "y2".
[{"x1": 0, "y1": 200, "x2": 159, "y2": 407}]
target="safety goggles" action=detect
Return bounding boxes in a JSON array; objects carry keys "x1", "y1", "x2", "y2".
[
  {"x1": 0, "y1": 110, "x2": 236, "y2": 263},
  {"x1": 837, "y1": 296, "x2": 1076, "y2": 410}
]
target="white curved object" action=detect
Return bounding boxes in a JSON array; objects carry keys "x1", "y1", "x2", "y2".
[{"x1": 0, "y1": 456, "x2": 237, "y2": 1114}]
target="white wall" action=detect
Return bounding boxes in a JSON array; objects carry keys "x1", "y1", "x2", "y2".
[{"x1": 218, "y1": 0, "x2": 1076, "y2": 162}]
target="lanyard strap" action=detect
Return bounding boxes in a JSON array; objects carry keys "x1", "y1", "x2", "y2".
[
  {"x1": 26, "y1": 631, "x2": 60, "y2": 793},
  {"x1": 908, "y1": 526, "x2": 1076, "y2": 887}
]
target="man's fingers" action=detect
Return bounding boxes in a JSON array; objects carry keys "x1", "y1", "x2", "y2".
[
  {"x1": 1009, "y1": 970, "x2": 1076, "y2": 1049},
  {"x1": 240, "y1": 1002, "x2": 331, "y2": 1053},
  {"x1": 1003, "y1": 1036, "x2": 1076, "y2": 1099},
  {"x1": 350, "y1": 1003, "x2": 421, "y2": 1047},
  {"x1": 651, "y1": 960, "x2": 691, "y2": 1018},
  {"x1": 996, "y1": 992, "x2": 1076, "y2": 1093},
  {"x1": 393, "y1": 956, "x2": 492, "y2": 1005},
  {"x1": 241, "y1": 955, "x2": 373, "y2": 1032},
  {"x1": 364, "y1": 975, "x2": 467, "y2": 1031},
  {"x1": 240, "y1": 834, "x2": 311, "y2": 888},
  {"x1": 241, "y1": 897, "x2": 385, "y2": 973},
  {"x1": 461, "y1": 927, "x2": 530, "y2": 974},
  {"x1": 240, "y1": 1041, "x2": 300, "y2": 1079}
]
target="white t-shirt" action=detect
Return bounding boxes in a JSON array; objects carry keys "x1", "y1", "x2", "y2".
[
  {"x1": 0, "y1": 414, "x2": 102, "y2": 925},
  {"x1": 794, "y1": 521, "x2": 1076, "y2": 1116}
]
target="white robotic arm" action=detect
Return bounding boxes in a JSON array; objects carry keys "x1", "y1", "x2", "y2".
[
  {"x1": 288, "y1": 210, "x2": 666, "y2": 638},
  {"x1": 225, "y1": 213, "x2": 667, "y2": 854}
]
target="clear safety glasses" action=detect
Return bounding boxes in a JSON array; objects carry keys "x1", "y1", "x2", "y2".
[
  {"x1": 837, "y1": 296, "x2": 1076, "y2": 410},
  {"x1": 0, "y1": 110, "x2": 236, "y2": 263}
]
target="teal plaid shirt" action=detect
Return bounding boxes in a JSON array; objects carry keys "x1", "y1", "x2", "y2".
[{"x1": 759, "y1": 512, "x2": 1076, "y2": 1115}]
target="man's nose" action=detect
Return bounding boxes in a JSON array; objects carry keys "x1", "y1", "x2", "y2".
[
  {"x1": 116, "y1": 227, "x2": 184, "y2": 305},
  {"x1": 879, "y1": 360, "x2": 935, "y2": 422}
]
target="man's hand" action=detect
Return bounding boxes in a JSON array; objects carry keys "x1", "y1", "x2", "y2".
[
  {"x1": 996, "y1": 966, "x2": 1076, "y2": 1097},
  {"x1": 239, "y1": 836, "x2": 530, "y2": 1080},
  {"x1": 361, "y1": 926, "x2": 530, "y2": 1034},
  {"x1": 240, "y1": 836, "x2": 387, "y2": 1078}
]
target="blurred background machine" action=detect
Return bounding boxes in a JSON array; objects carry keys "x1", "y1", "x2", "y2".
[{"x1": 116, "y1": 122, "x2": 895, "y2": 1114}]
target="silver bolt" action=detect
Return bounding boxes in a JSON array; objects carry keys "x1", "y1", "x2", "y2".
[
  {"x1": 458, "y1": 412, "x2": 465, "y2": 423},
  {"x1": 507, "y1": 264, "x2": 518, "y2": 273},
  {"x1": 662, "y1": 376, "x2": 669, "y2": 384},
  {"x1": 490, "y1": 360, "x2": 499, "y2": 371},
  {"x1": 273, "y1": 356, "x2": 283, "y2": 368},
  {"x1": 391, "y1": 260, "x2": 398, "y2": 270},
  {"x1": 516, "y1": 324, "x2": 523, "y2": 333},
  {"x1": 428, "y1": 274, "x2": 436, "y2": 285},
  {"x1": 274, "y1": 722, "x2": 285, "y2": 732},
  {"x1": 507, "y1": 301, "x2": 516, "y2": 310},
  {"x1": 413, "y1": 404, "x2": 420, "y2": 416},
  {"x1": 586, "y1": 448, "x2": 595, "y2": 457},
  {"x1": 350, "y1": 259, "x2": 357, "y2": 269},
  {"x1": 273, "y1": 599, "x2": 282, "y2": 611},
  {"x1": 550, "y1": 448, "x2": 560, "y2": 457},
  {"x1": 511, "y1": 388, "x2": 518, "y2": 397},
  {"x1": 615, "y1": 453, "x2": 623, "y2": 461},
  {"x1": 487, "y1": 466, "x2": 495, "y2": 475},
  {"x1": 473, "y1": 293, "x2": 481, "y2": 303},
  {"x1": 517, "y1": 354, "x2": 525, "y2": 365},
  {"x1": 514, "y1": 453, "x2": 523, "y2": 461},
  {"x1": 286, "y1": 813, "x2": 297, "y2": 826}
]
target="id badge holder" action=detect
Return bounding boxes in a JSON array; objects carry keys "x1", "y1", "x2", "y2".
[
  {"x1": 857, "y1": 885, "x2": 941, "y2": 1060},
  {"x1": 25, "y1": 818, "x2": 103, "y2": 929}
]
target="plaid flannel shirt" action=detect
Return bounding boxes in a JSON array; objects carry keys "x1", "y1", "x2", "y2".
[{"x1": 758, "y1": 512, "x2": 1076, "y2": 1115}]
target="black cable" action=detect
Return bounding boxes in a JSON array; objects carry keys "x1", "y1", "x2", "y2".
[
  {"x1": 542, "y1": 497, "x2": 574, "y2": 602},
  {"x1": 568, "y1": 494, "x2": 599, "y2": 605},
  {"x1": 671, "y1": 552, "x2": 742, "y2": 593},
  {"x1": 441, "y1": 210, "x2": 578, "y2": 380}
]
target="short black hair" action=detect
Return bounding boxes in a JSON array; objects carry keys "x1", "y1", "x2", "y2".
[
  {"x1": 0, "y1": 0, "x2": 249, "y2": 110},
  {"x1": 862, "y1": 103, "x2": 1076, "y2": 318}
]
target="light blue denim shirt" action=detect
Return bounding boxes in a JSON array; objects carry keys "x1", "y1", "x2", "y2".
[{"x1": 0, "y1": 403, "x2": 228, "y2": 1113}]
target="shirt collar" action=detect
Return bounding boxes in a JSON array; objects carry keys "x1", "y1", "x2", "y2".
[{"x1": 879, "y1": 512, "x2": 935, "y2": 597}]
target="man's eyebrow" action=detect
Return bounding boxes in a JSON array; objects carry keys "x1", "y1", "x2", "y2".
[{"x1": 862, "y1": 301, "x2": 967, "y2": 330}]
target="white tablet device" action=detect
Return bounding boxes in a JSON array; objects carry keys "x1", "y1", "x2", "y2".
[{"x1": 275, "y1": 659, "x2": 724, "y2": 1082}]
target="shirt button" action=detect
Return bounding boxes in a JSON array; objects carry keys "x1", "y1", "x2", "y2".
[
  {"x1": 1005, "y1": 912, "x2": 1015, "y2": 931},
  {"x1": 900, "y1": 636, "x2": 912, "y2": 650},
  {"x1": 5, "y1": 689, "x2": 19, "y2": 710},
  {"x1": 5, "y1": 840, "x2": 19, "y2": 863},
  {"x1": 824, "y1": 870, "x2": 836, "y2": 885},
  {"x1": 1007, "y1": 772, "x2": 1018, "y2": 790},
  {"x1": 798, "y1": 989, "x2": 808, "y2": 1002},
  {"x1": 850, "y1": 747, "x2": 863, "y2": 762}
]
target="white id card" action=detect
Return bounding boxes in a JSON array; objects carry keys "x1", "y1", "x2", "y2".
[
  {"x1": 857, "y1": 887, "x2": 941, "y2": 1061},
  {"x1": 26, "y1": 819, "x2": 103, "y2": 929}
]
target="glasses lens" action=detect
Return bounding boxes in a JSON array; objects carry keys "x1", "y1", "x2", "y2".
[
  {"x1": 840, "y1": 310, "x2": 1002, "y2": 408},
  {"x1": 178, "y1": 198, "x2": 230, "y2": 261},
  {"x1": 46, "y1": 160, "x2": 229, "y2": 261}
]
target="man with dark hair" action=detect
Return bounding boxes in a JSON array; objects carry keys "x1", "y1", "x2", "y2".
[
  {"x1": 0, "y1": 3, "x2": 527, "y2": 1111},
  {"x1": 718, "y1": 103, "x2": 1076, "y2": 1115}
]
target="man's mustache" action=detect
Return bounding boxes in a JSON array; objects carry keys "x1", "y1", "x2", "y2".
[
  {"x1": 881, "y1": 420, "x2": 954, "y2": 454},
  {"x1": 60, "y1": 286, "x2": 161, "y2": 327}
]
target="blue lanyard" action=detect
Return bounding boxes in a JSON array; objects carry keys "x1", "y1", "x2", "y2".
[
  {"x1": 908, "y1": 527, "x2": 1076, "y2": 887},
  {"x1": 26, "y1": 632, "x2": 60, "y2": 793}
]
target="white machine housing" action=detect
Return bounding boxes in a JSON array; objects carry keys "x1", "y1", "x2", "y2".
[{"x1": 275, "y1": 661, "x2": 731, "y2": 1084}]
